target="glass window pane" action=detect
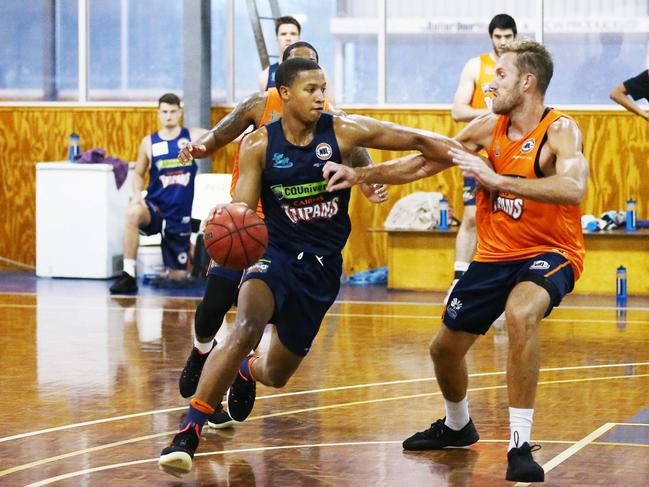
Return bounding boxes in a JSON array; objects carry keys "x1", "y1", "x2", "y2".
[
  {"x1": 544, "y1": 0, "x2": 649, "y2": 104},
  {"x1": 211, "y1": 0, "x2": 228, "y2": 103},
  {"x1": 386, "y1": 2, "x2": 535, "y2": 104},
  {"x1": 233, "y1": 0, "x2": 376, "y2": 104},
  {"x1": 0, "y1": 0, "x2": 77, "y2": 101},
  {"x1": 88, "y1": 0, "x2": 183, "y2": 101}
]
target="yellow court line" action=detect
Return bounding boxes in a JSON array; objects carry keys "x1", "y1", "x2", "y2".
[
  {"x1": 5, "y1": 373, "x2": 649, "y2": 480},
  {"x1": 2, "y1": 362, "x2": 649, "y2": 444},
  {"x1": 3, "y1": 302, "x2": 648, "y2": 325}
]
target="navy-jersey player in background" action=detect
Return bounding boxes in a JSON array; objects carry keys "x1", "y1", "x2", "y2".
[
  {"x1": 158, "y1": 58, "x2": 459, "y2": 476},
  {"x1": 110, "y1": 93, "x2": 207, "y2": 294},
  {"x1": 258, "y1": 16, "x2": 301, "y2": 91}
]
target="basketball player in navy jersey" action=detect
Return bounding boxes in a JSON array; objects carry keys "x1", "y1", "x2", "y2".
[
  {"x1": 159, "y1": 58, "x2": 458, "y2": 477},
  {"x1": 258, "y1": 16, "x2": 301, "y2": 91},
  {"x1": 110, "y1": 93, "x2": 207, "y2": 294},
  {"x1": 176, "y1": 43, "x2": 386, "y2": 430}
]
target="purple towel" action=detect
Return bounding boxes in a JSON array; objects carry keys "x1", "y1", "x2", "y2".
[{"x1": 76, "y1": 148, "x2": 128, "y2": 189}]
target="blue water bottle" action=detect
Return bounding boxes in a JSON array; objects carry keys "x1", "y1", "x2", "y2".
[
  {"x1": 625, "y1": 199, "x2": 637, "y2": 232},
  {"x1": 616, "y1": 265, "x2": 627, "y2": 300},
  {"x1": 438, "y1": 198, "x2": 449, "y2": 230},
  {"x1": 68, "y1": 133, "x2": 80, "y2": 162}
]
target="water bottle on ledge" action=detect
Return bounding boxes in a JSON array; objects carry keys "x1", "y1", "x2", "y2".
[
  {"x1": 616, "y1": 265, "x2": 627, "y2": 300},
  {"x1": 438, "y1": 198, "x2": 449, "y2": 230},
  {"x1": 625, "y1": 199, "x2": 636, "y2": 232},
  {"x1": 68, "y1": 133, "x2": 80, "y2": 162}
]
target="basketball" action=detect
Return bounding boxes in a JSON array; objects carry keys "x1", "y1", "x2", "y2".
[{"x1": 203, "y1": 204, "x2": 268, "y2": 270}]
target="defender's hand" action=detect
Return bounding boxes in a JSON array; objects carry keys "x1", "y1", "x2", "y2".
[
  {"x1": 449, "y1": 148, "x2": 501, "y2": 191},
  {"x1": 179, "y1": 142, "x2": 208, "y2": 164},
  {"x1": 360, "y1": 183, "x2": 389, "y2": 204},
  {"x1": 323, "y1": 161, "x2": 359, "y2": 192}
]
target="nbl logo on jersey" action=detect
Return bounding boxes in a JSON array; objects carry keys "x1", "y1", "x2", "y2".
[{"x1": 315, "y1": 143, "x2": 333, "y2": 160}]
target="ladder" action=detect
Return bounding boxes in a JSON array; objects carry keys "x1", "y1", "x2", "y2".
[{"x1": 246, "y1": 0, "x2": 281, "y2": 70}]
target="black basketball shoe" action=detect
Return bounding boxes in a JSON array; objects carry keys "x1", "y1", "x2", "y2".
[
  {"x1": 207, "y1": 403, "x2": 235, "y2": 429},
  {"x1": 506, "y1": 442, "x2": 545, "y2": 482},
  {"x1": 109, "y1": 271, "x2": 138, "y2": 294},
  {"x1": 402, "y1": 418, "x2": 479, "y2": 450},
  {"x1": 227, "y1": 371, "x2": 256, "y2": 422},
  {"x1": 178, "y1": 342, "x2": 214, "y2": 398},
  {"x1": 158, "y1": 422, "x2": 201, "y2": 477}
]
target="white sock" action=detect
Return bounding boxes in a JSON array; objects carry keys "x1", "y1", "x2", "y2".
[
  {"x1": 509, "y1": 407, "x2": 534, "y2": 450},
  {"x1": 194, "y1": 338, "x2": 215, "y2": 354},
  {"x1": 123, "y1": 258, "x2": 136, "y2": 277},
  {"x1": 444, "y1": 396, "x2": 470, "y2": 431},
  {"x1": 454, "y1": 261, "x2": 470, "y2": 273}
]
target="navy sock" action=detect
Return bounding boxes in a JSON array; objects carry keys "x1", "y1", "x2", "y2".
[
  {"x1": 239, "y1": 355, "x2": 256, "y2": 382},
  {"x1": 180, "y1": 398, "x2": 214, "y2": 433}
]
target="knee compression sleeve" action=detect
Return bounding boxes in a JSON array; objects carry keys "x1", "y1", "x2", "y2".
[{"x1": 194, "y1": 274, "x2": 239, "y2": 339}]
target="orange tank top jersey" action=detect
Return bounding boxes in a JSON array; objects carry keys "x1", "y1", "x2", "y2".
[
  {"x1": 476, "y1": 108, "x2": 585, "y2": 279},
  {"x1": 470, "y1": 53, "x2": 497, "y2": 109},
  {"x1": 229, "y1": 89, "x2": 329, "y2": 217}
]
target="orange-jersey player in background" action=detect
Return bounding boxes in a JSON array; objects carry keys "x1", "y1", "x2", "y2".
[{"x1": 447, "y1": 14, "x2": 518, "y2": 305}]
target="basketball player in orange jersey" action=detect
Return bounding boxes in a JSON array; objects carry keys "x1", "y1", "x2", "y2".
[
  {"x1": 174, "y1": 42, "x2": 387, "y2": 428},
  {"x1": 447, "y1": 14, "x2": 517, "y2": 304},
  {"x1": 324, "y1": 39, "x2": 588, "y2": 483}
]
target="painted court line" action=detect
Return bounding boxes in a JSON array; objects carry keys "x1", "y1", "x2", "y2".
[
  {"x1": 514, "y1": 422, "x2": 617, "y2": 487},
  {"x1": 3, "y1": 295, "x2": 649, "y2": 312},
  {"x1": 4, "y1": 374, "x2": 649, "y2": 480},
  {"x1": 1, "y1": 362, "x2": 648, "y2": 444},
  {"x1": 23, "y1": 437, "x2": 649, "y2": 487},
  {"x1": 2, "y1": 303, "x2": 648, "y2": 325}
]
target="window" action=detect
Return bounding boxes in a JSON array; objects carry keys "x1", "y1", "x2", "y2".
[{"x1": 0, "y1": 0, "x2": 78, "y2": 101}]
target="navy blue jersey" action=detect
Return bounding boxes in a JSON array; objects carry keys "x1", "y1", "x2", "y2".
[
  {"x1": 266, "y1": 62, "x2": 279, "y2": 90},
  {"x1": 261, "y1": 113, "x2": 351, "y2": 255},
  {"x1": 146, "y1": 127, "x2": 197, "y2": 221}
]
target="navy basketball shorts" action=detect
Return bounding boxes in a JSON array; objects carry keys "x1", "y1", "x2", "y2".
[
  {"x1": 443, "y1": 252, "x2": 575, "y2": 335},
  {"x1": 463, "y1": 177, "x2": 477, "y2": 206},
  {"x1": 241, "y1": 244, "x2": 342, "y2": 357},
  {"x1": 207, "y1": 261, "x2": 244, "y2": 282},
  {"x1": 140, "y1": 201, "x2": 191, "y2": 270}
]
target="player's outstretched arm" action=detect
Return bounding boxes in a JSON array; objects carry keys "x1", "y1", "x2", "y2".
[
  {"x1": 454, "y1": 118, "x2": 588, "y2": 205},
  {"x1": 346, "y1": 147, "x2": 388, "y2": 203},
  {"x1": 231, "y1": 128, "x2": 266, "y2": 210},
  {"x1": 178, "y1": 92, "x2": 266, "y2": 163}
]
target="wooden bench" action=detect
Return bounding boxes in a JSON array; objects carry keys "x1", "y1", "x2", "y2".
[{"x1": 373, "y1": 228, "x2": 649, "y2": 296}]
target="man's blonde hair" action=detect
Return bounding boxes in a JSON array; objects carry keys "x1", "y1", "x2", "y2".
[{"x1": 502, "y1": 39, "x2": 554, "y2": 95}]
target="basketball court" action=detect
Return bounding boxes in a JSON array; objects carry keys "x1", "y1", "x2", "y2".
[{"x1": 0, "y1": 274, "x2": 647, "y2": 486}]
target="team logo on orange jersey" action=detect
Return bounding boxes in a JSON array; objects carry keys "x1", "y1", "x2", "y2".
[
  {"x1": 493, "y1": 191, "x2": 524, "y2": 220},
  {"x1": 521, "y1": 138, "x2": 535, "y2": 153}
]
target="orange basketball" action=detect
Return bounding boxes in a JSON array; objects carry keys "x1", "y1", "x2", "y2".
[{"x1": 203, "y1": 204, "x2": 268, "y2": 270}]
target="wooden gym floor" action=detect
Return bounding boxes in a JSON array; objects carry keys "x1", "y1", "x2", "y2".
[{"x1": 0, "y1": 271, "x2": 647, "y2": 486}]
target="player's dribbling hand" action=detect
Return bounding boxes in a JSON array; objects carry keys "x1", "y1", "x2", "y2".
[
  {"x1": 448, "y1": 148, "x2": 501, "y2": 191},
  {"x1": 323, "y1": 161, "x2": 359, "y2": 192},
  {"x1": 361, "y1": 183, "x2": 389, "y2": 204},
  {"x1": 179, "y1": 142, "x2": 208, "y2": 164},
  {"x1": 202, "y1": 202, "x2": 248, "y2": 231}
]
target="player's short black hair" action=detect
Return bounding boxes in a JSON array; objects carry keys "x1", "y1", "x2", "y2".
[
  {"x1": 275, "y1": 16, "x2": 301, "y2": 35},
  {"x1": 158, "y1": 93, "x2": 181, "y2": 107},
  {"x1": 489, "y1": 13, "x2": 517, "y2": 36},
  {"x1": 282, "y1": 41, "x2": 319, "y2": 63},
  {"x1": 275, "y1": 58, "x2": 321, "y2": 90}
]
